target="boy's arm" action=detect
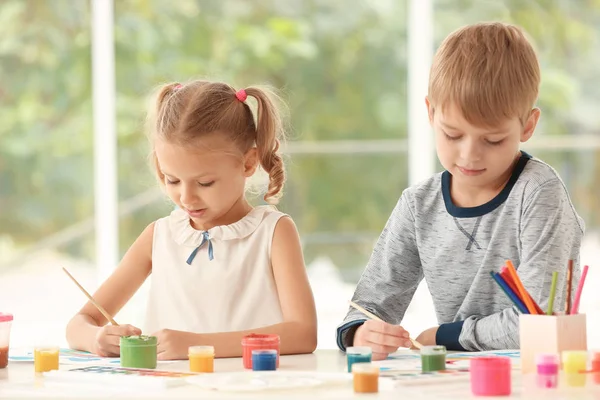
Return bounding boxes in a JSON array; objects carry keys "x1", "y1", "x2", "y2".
[
  {"x1": 336, "y1": 193, "x2": 423, "y2": 351},
  {"x1": 449, "y1": 178, "x2": 584, "y2": 351}
]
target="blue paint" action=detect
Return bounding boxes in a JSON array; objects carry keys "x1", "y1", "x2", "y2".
[
  {"x1": 252, "y1": 350, "x2": 277, "y2": 371},
  {"x1": 347, "y1": 353, "x2": 372, "y2": 372}
]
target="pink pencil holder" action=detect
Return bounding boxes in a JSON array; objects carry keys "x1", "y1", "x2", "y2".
[{"x1": 470, "y1": 357, "x2": 511, "y2": 396}]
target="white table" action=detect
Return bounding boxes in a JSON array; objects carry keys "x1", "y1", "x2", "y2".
[{"x1": 2, "y1": 350, "x2": 600, "y2": 399}]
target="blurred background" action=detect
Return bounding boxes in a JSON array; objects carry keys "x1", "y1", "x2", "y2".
[{"x1": 1, "y1": 0, "x2": 600, "y2": 350}]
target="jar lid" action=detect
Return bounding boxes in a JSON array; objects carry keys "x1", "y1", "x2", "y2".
[
  {"x1": 0, "y1": 313, "x2": 13, "y2": 322},
  {"x1": 120, "y1": 335, "x2": 157, "y2": 346},
  {"x1": 241, "y1": 333, "x2": 280, "y2": 344},
  {"x1": 252, "y1": 349, "x2": 277, "y2": 358},
  {"x1": 346, "y1": 346, "x2": 372, "y2": 355},
  {"x1": 189, "y1": 345, "x2": 214, "y2": 356},
  {"x1": 420, "y1": 345, "x2": 447, "y2": 356},
  {"x1": 470, "y1": 356, "x2": 511, "y2": 371}
]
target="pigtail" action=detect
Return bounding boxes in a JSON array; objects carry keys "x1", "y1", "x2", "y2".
[
  {"x1": 244, "y1": 86, "x2": 286, "y2": 204},
  {"x1": 145, "y1": 82, "x2": 183, "y2": 186}
]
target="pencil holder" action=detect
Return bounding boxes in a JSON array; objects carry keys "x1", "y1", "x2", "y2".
[{"x1": 519, "y1": 314, "x2": 587, "y2": 374}]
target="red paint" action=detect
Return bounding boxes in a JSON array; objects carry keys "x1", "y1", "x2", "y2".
[
  {"x1": 0, "y1": 346, "x2": 8, "y2": 369},
  {"x1": 591, "y1": 352, "x2": 600, "y2": 384},
  {"x1": 241, "y1": 334, "x2": 280, "y2": 369}
]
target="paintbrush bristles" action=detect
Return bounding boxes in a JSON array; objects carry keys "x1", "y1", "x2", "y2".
[
  {"x1": 348, "y1": 300, "x2": 423, "y2": 350},
  {"x1": 62, "y1": 267, "x2": 119, "y2": 326}
]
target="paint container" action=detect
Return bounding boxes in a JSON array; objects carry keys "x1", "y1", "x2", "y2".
[
  {"x1": 562, "y1": 350, "x2": 587, "y2": 387},
  {"x1": 34, "y1": 346, "x2": 59, "y2": 373},
  {"x1": 189, "y1": 346, "x2": 214, "y2": 373},
  {"x1": 120, "y1": 335, "x2": 157, "y2": 369},
  {"x1": 346, "y1": 346, "x2": 372, "y2": 372},
  {"x1": 251, "y1": 349, "x2": 278, "y2": 371},
  {"x1": 591, "y1": 351, "x2": 600, "y2": 385},
  {"x1": 535, "y1": 354, "x2": 559, "y2": 389},
  {"x1": 0, "y1": 313, "x2": 12, "y2": 369},
  {"x1": 421, "y1": 345, "x2": 447, "y2": 372},
  {"x1": 352, "y1": 363, "x2": 379, "y2": 393},
  {"x1": 241, "y1": 334, "x2": 280, "y2": 369},
  {"x1": 470, "y1": 356, "x2": 511, "y2": 396}
]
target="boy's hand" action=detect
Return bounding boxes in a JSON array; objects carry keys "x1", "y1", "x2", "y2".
[
  {"x1": 353, "y1": 320, "x2": 412, "y2": 360},
  {"x1": 414, "y1": 326, "x2": 439, "y2": 348},
  {"x1": 153, "y1": 329, "x2": 196, "y2": 360},
  {"x1": 93, "y1": 324, "x2": 141, "y2": 357}
]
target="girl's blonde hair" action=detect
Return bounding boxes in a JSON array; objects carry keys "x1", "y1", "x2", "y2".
[{"x1": 146, "y1": 80, "x2": 286, "y2": 204}]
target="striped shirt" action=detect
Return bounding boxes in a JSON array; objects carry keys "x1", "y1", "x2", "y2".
[{"x1": 337, "y1": 152, "x2": 584, "y2": 351}]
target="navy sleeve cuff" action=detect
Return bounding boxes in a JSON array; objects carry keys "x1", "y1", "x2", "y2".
[
  {"x1": 436, "y1": 321, "x2": 467, "y2": 351},
  {"x1": 336, "y1": 319, "x2": 367, "y2": 352}
]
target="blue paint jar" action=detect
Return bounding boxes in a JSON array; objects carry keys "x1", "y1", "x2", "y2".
[
  {"x1": 252, "y1": 349, "x2": 277, "y2": 371},
  {"x1": 346, "y1": 346, "x2": 372, "y2": 372}
]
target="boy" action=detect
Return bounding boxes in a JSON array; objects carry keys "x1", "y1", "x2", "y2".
[{"x1": 337, "y1": 22, "x2": 584, "y2": 359}]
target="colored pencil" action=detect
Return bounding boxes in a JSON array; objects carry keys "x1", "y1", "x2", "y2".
[
  {"x1": 490, "y1": 272, "x2": 529, "y2": 313},
  {"x1": 505, "y1": 260, "x2": 538, "y2": 314},
  {"x1": 570, "y1": 265, "x2": 589, "y2": 315},
  {"x1": 500, "y1": 267, "x2": 544, "y2": 314},
  {"x1": 348, "y1": 300, "x2": 423, "y2": 349},
  {"x1": 547, "y1": 271, "x2": 558, "y2": 315},
  {"x1": 62, "y1": 267, "x2": 119, "y2": 326},
  {"x1": 565, "y1": 260, "x2": 573, "y2": 314}
]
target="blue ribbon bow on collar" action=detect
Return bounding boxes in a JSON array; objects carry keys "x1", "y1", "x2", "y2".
[{"x1": 186, "y1": 231, "x2": 214, "y2": 264}]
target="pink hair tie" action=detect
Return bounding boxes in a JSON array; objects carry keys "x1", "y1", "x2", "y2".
[
  {"x1": 173, "y1": 83, "x2": 182, "y2": 90},
  {"x1": 235, "y1": 89, "x2": 247, "y2": 102}
]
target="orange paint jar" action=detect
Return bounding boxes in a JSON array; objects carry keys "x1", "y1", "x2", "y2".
[
  {"x1": 189, "y1": 346, "x2": 214, "y2": 373},
  {"x1": 352, "y1": 363, "x2": 379, "y2": 393}
]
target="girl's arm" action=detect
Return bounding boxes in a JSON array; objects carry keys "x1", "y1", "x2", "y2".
[
  {"x1": 155, "y1": 216, "x2": 318, "y2": 359},
  {"x1": 65, "y1": 222, "x2": 154, "y2": 354}
]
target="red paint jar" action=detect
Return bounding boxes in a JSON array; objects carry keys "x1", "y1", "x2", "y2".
[
  {"x1": 591, "y1": 351, "x2": 600, "y2": 385},
  {"x1": 241, "y1": 334, "x2": 280, "y2": 369}
]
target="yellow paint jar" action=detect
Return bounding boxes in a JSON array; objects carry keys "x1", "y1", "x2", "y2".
[
  {"x1": 189, "y1": 346, "x2": 214, "y2": 373},
  {"x1": 563, "y1": 350, "x2": 587, "y2": 387},
  {"x1": 34, "y1": 346, "x2": 59, "y2": 373}
]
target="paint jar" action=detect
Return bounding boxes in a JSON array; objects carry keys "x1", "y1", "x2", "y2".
[
  {"x1": 252, "y1": 349, "x2": 278, "y2": 371},
  {"x1": 562, "y1": 350, "x2": 587, "y2": 387},
  {"x1": 34, "y1": 346, "x2": 59, "y2": 373},
  {"x1": 241, "y1": 334, "x2": 280, "y2": 369},
  {"x1": 591, "y1": 351, "x2": 600, "y2": 385},
  {"x1": 352, "y1": 363, "x2": 379, "y2": 393},
  {"x1": 421, "y1": 345, "x2": 447, "y2": 372},
  {"x1": 470, "y1": 356, "x2": 511, "y2": 396},
  {"x1": 120, "y1": 335, "x2": 157, "y2": 369},
  {"x1": 0, "y1": 313, "x2": 13, "y2": 369},
  {"x1": 535, "y1": 354, "x2": 559, "y2": 389},
  {"x1": 189, "y1": 346, "x2": 214, "y2": 373},
  {"x1": 346, "y1": 346, "x2": 372, "y2": 373}
]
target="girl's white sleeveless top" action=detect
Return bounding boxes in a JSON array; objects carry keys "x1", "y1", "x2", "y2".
[{"x1": 144, "y1": 206, "x2": 285, "y2": 334}]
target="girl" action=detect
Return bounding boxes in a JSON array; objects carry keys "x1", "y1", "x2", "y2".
[{"x1": 66, "y1": 80, "x2": 318, "y2": 360}]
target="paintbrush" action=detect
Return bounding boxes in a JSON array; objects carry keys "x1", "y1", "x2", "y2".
[
  {"x1": 62, "y1": 267, "x2": 119, "y2": 326},
  {"x1": 348, "y1": 300, "x2": 423, "y2": 349}
]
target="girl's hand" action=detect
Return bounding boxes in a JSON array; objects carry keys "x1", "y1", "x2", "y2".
[
  {"x1": 353, "y1": 320, "x2": 412, "y2": 361},
  {"x1": 153, "y1": 329, "x2": 196, "y2": 360},
  {"x1": 93, "y1": 324, "x2": 141, "y2": 357}
]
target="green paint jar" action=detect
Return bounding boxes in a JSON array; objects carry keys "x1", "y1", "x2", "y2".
[
  {"x1": 120, "y1": 335, "x2": 157, "y2": 369},
  {"x1": 421, "y1": 345, "x2": 446, "y2": 372}
]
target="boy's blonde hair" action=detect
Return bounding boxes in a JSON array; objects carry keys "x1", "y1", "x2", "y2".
[
  {"x1": 146, "y1": 80, "x2": 286, "y2": 204},
  {"x1": 428, "y1": 22, "x2": 540, "y2": 127}
]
